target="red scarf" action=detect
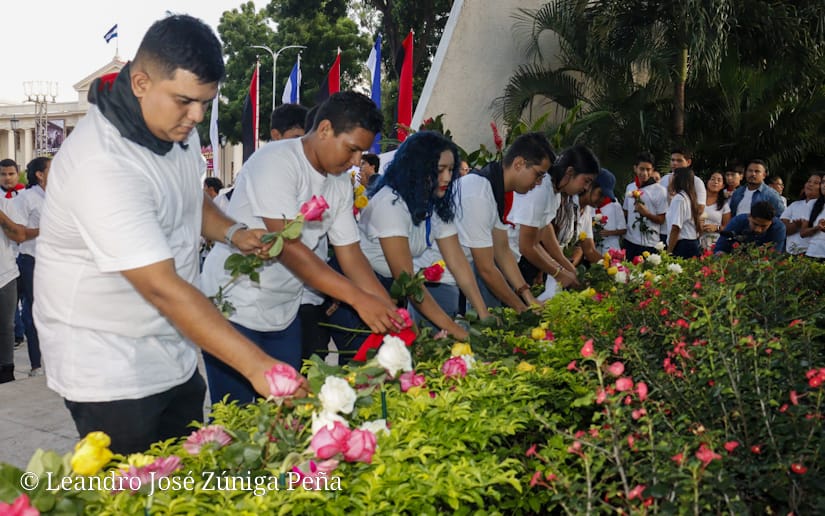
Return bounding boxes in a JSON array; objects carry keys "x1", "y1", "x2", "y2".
[{"x1": 2, "y1": 183, "x2": 24, "y2": 199}]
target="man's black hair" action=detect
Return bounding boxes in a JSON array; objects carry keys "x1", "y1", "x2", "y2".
[
  {"x1": 0, "y1": 159, "x2": 18, "y2": 170},
  {"x1": 134, "y1": 14, "x2": 225, "y2": 84},
  {"x1": 312, "y1": 91, "x2": 383, "y2": 135},
  {"x1": 271, "y1": 104, "x2": 309, "y2": 134},
  {"x1": 204, "y1": 177, "x2": 223, "y2": 192},
  {"x1": 502, "y1": 132, "x2": 555, "y2": 168},
  {"x1": 361, "y1": 153, "x2": 380, "y2": 169},
  {"x1": 750, "y1": 200, "x2": 775, "y2": 220}
]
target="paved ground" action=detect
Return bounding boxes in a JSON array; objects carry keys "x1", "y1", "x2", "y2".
[
  {"x1": 1, "y1": 340, "x2": 338, "y2": 470},
  {"x1": 0, "y1": 343, "x2": 77, "y2": 469}
]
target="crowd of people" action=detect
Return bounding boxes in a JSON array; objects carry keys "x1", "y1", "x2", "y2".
[{"x1": 2, "y1": 13, "x2": 821, "y2": 455}]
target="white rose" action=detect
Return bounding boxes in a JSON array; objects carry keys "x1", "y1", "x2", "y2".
[
  {"x1": 376, "y1": 335, "x2": 413, "y2": 378},
  {"x1": 460, "y1": 354, "x2": 476, "y2": 370},
  {"x1": 667, "y1": 263, "x2": 683, "y2": 274},
  {"x1": 359, "y1": 419, "x2": 390, "y2": 436},
  {"x1": 311, "y1": 410, "x2": 349, "y2": 434},
  {"x1": 654, "y1": 241, "x2": 666, "y2": 252},
  {"x1": 615, "y1": 271, "x2": 628, "y2": 284},
  {"x1": 646, "y1": 254, "x2": 662, "y2": 265},
  {"x1": 318, "y1": 376, "x2": 357, "y2": 415}
]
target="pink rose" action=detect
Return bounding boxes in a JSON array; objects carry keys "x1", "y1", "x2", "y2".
[
  {"x1": 299, "y1": 195, "x2": 329, "y2": 222},
  {"x1": 422, "y1": 263, "x2": 445, "y2": 282},
  {"x1": 632, "y1": 255, "x2": 644, "y2": 266},
  {"x1": 441, "y1": 356, "x2": 468, "y2": 379},
  {"x1": 580, "y1": 339, "x2": 594, "y2": 358},
  {"x1": 695, "y1": 443, "x2": 721, "y2": 466},
  {"x1": 264, "y1": 363, "x2": 302, "y2": 399},
  {"x1": 606, "y1": 362, "x2": 625, "y2": 377},
  {"x1": 399, "y1": 370, "x2": 426, "y2": 392},
  {"x1": 615, "y1": 377, "x2": 634, "y2": 392},
  {"x1": 395, "y1": 308, "x2": 413, "y2": 329},
  {"x1": 635, "y1": 381, "x2": 648, "y2": 401},
  {"x1": 343, "y1": 428, "x2": 377, "y2": 463},
  {"x1": 311, "y1": 421, "x2": 351, "y2": 459},
  {"x1": 183, "y1": 425, "x2": 232, "y2": 455},
  {"x1": 0, "y1": 494, "x2": 38, "y2": 516},
  {"x1": 723, "y1": 441, "x2": 739, "y2": 453}
]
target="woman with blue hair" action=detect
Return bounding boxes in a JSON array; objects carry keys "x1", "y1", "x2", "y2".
[{"x1": 355, "y1": 130, "x2": 490, "y2": 339}]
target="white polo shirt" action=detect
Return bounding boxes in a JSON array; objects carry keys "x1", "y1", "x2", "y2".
[
  {"x1": 16, "y1": 185, "x2": 45, "y2": 257},
  {"x1": 454, "y1": 174, "x2": 509, "y2": 262}
]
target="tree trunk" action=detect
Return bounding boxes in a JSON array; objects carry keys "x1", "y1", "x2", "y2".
[{"x1": 673, "y1": 47, "x2": 688, "y2": 140}]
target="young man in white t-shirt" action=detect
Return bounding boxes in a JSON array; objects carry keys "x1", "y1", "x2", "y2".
[
  {"x1": 623, "y1": 152, "x2": 668, "y2": 260},
  {"x1": 454, "y1": 133, "x2": 553, "y2": 311},
  {"x1": 200, "y1": 92, "x2": 401, "y2": 405},
  {"x1": 34, "y1": 16, "x2": 308, "y2": 454}
]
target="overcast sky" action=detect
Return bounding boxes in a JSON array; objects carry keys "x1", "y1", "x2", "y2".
[{"x1": 0, "y1": 0, "x2": 263, "y2": 104}]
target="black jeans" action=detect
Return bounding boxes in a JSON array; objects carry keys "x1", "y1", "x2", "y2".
[{"x1": 64, "y1": 372, "x2": 206, "y2": 454}]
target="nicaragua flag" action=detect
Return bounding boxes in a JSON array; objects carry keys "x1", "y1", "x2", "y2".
[
  {"x1": 281, "y1": 56, "x2": 301, "y2": 105},
  {"x1": 366, "y1": 35, "x2": 382, "y2": 153},
  {"x1": 104, "y1": 24, "x2": 118, "y2": 43}
]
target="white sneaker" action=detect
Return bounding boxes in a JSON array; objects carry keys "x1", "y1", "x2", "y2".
[{"x1": 28, "y1": 368, "x2": 44, "y2": 377}]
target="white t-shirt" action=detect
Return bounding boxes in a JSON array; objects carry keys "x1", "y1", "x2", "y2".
[
  {"x1": 200, "y1": 138, "x2": 359, "y2": 331},
  {"x1": 16, "y1": 185, "x2": 45, "y2": 257},
  {"x1": 623, "y1": 182, "x2": 668, "y2": 247},
  {"x1": 454, "y1": 174, "x2": 508, "y2": 262},
  {"x1": 737, "y1": 188, "x2": 756, "y2": 216},
  {"x1": 666, "y1": 192, "x2": 698, "y2": 242},
  {"x1": 782, "y1": 199, "x2": 814, "y2": 255},
  {"x1": 595, "y1": 201, "x2": 626, "y2": 254},
  {"x1": 806, "y1": 208, "x2": 825, "y2": 258},
  {"x1": 0, "y1": 197, "x2": 22, "y2": 288},
  {"x1": 359, "y1": 186, "x2": 456, "y2": 278},
  {"x1": 700, "y1": 198, "x2": 731, "y2": 251},
  {"x1": 510, "y1": 179, "x2": 561, "y2": 229},
  {"x1": 34, "y1": 106, "x2": 203, "y2": 402}
]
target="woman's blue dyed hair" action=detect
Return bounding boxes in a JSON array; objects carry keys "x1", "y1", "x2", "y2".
[{"x1": 369, "y1": 130, "x2": 460, "y2": 225}]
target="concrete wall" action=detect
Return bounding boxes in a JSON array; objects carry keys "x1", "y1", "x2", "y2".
[{"x1": 411, "y1": 0, "x2": 553, "y2": 153}]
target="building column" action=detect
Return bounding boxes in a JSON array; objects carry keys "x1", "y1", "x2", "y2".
[
  {"x1": 3, "y1": 131, "x2": 12, "y2": 161},
  {"x1": 23, "y1": 128, "x2": 33, "y2": 165}
]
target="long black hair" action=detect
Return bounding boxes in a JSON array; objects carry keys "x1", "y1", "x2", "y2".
[
  {"x1": 369, "y1": 131, "x2": 460, "y2": 225},
  {"x1": 26, "y1": 157, "x2": 50, "y2": 188}
]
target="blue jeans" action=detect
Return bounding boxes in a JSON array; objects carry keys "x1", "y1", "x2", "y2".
[
  {"x1": 673, "y1": 239, "x2": 701, "y2": 259},
  {"x1": 409, "y1": 282, "x2": 461, "y2": 330},
  {"x1": 18, "y1": 254, "x2": 40, "y2": 368},
  {"x1": 472, "y1": 263, "x2": 502, "y2": 311},
  {"x1": 203, "y1": 318, "x2": 302, "y2": 406}
]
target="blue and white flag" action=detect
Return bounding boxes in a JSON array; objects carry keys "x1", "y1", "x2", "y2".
[
  {"x1": 281, "y1": 56, "x2": 301, "y2": 105},
  {"x1": 366, "y1": 35, "x2": 382, "y2": 153},
  {"x1": 104, "y1": 24, "x2": 118, "y2": 43}
]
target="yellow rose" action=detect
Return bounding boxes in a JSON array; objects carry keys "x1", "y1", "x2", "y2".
[
  {"x1": 435, "y1": 260, "x2": 446, "y2": 269},
  {"x1": 642, "y1": 251, "x2": 651, "y2": 258},
  {"x1": 119, "y1": 453, "x2": 155, "y2": 471},
  {"x1": 578, "y1": 231, "x2": 587, "y2": 241},
  {"x1": 607, "y1": 266, "x2": 618, "y2": 276},
  {"x1": 530, "y1": 327, "x2": 545, "y2": 340},
  {"x1": 517, "y1": 361, "x2": 536, "y2": 372},
  {"x1": 71, "y1": 432, "x2": 113, "y2": 476},
  {"x1": 406, "y1": 386, "x2": 427, "y2": 398},
  {"x1": 451, "y1": 342, "x2": 473, "y2": 356},
  {"x1": 581, "y1": 287, "x2": 596, "y2": 298},
  {"x1": 354, "y1": 184, "x2": 366, "y2": 195},
  {"x1": 354, "y1": 195, "x2": 368, "y2": 209}
]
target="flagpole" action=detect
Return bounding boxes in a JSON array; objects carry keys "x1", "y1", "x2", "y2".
[{"x1": 255, "y1": 58, "x2": 260, "y2": 151}]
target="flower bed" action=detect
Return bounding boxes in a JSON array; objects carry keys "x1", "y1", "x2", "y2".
[{"x1": 2, "y1": 247, "x2": 824, "y2": 514}]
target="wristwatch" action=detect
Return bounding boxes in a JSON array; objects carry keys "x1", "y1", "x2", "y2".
[{"x1": 224, "y1": 222, "x2": 248, "y2": 247}]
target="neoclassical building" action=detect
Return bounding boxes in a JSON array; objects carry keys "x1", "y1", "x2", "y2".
[
  {"x1": 0, "y1": 58, "x2": 125, "y2": 168},
  {"x1": 0, "y1": 57, "x2": 241, "y2": 185}
]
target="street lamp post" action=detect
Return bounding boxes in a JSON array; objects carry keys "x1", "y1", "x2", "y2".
[
  {"x1": 23, "y1": 81, "x2": 57, "y2": 156},
  {"x1": 251, "y1": 44, "x2": 306, "y2": 112},
  {"x1": 9, "y1": 117, "x2": 19, "y2": 164}
]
